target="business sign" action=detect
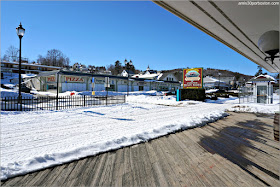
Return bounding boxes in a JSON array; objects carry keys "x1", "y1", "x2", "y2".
[
  {"x1": 65, "y1": 76, "x2": 84, "y2": 83},
  {"x1": 183, "y1": 68, "x2": 203, "y2": 89},
  {"x1": 47, "y1": 76, "x2": 56, "y2": 82},
  {"x1": 104, "y1": 77, "x2": 110, "y2": 88}
]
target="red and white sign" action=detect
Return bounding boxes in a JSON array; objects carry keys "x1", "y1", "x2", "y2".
[
  {"x1": 47, "y1": 76, "x2": 56, "y2": 82},
  {"x1": 183, "y1": 68, "x2": 203, "y2": 89},
  {"x1": 65, "y1": 76, "x2": 84, "y2": 83}
]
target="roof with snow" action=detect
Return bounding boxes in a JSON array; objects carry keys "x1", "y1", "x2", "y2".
[
  {"x1": 203, "y1": 76, "x2": 225, "y2": 83},
  {"x1": 250, "y1": 74, "x2": 276, "y2": 83}
]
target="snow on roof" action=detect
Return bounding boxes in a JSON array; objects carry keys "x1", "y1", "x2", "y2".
[
  {"x1": 21, "y1": 74, "x2": 37, "y2": 79},
  {"x1": 255, "y1": 74, "x2": 275, "y2": 80},
  {"x1": 132, "y1": 73, "x2": 160, "y2": 79},
  {"x1": 251, "y1": 74, "x2": 277, "y2": 83},
  {"x1": 1, "y1": 61, "x2": 62, "y2": 69}
]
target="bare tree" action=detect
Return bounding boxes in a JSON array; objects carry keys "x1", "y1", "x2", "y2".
[
  {"x1": 4, "y1": 45, "x2": 19, "y2": 62},
  {"x1": 37, "y1": 49, "x2": 70, "y2": 67},
  {"x1": 107, "y1": 64, "x2": 115, "y2": 74},
  {"x1": 2, "y1": 54, "x2": 9, "y2": 61}
]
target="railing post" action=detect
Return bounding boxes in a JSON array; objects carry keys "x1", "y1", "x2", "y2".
[{"x1": 106, "y1": 96, "x2": 108, "y2": 105}]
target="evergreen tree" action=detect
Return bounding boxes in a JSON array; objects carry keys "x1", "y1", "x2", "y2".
[
  {"x1": 114, "y1": 60, "x2": 122, "y2": 75},
  {"x1": 255, "y1": 66, "x2": 263, "y2": 77}
]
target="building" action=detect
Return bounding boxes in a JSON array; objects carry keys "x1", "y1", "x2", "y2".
[
  {"x1": 29, "y1": 70, "x2": 180, "y2": 93},
  {"x1": 249, "y1": 74, "x2": 276, "y2": 104},
  {"x1": 121, "y1": 70, "x2": 135, "y2": 77},
  {"x1": 203, "y1": 76, "x2": 229, "y2": 90},
  {"x1": 132, "y1": 66, "x2": 179, "y2": 84},
  {"x1": 212, "y1": 76, "x2": 236, "y2": 89},
  {"x1": 1, "y1": 61, "x2": 61, "y2": 74}
]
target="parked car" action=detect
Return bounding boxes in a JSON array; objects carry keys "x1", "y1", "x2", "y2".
[
  {"x1": 16, "y1": 83, "x2": 32, "y2": 93},
  {"x1": 164, "y1": 90, "x2": 176, "y2": 96}
]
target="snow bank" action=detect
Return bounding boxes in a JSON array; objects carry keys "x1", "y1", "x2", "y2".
[
  {"x1": 79, "y1": 90, "x2": 162, "y2": 96},
  {"x1": 1, "y1": 88, "x2": 34, "y2": 99},
  {"x1": 127, "y1": 95, "x2": 200, "y2": 106},
  {"x1": 227, "y1": 104, "x2": 279, "y2": 113}
]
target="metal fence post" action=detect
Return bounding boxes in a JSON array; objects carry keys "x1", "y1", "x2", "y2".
[
  {"x1": 84, "y1": 95, "x2": 86, "y2": 107},
  {"x1": 56, "y1": 73, "x2": 59, "y2": 110}
]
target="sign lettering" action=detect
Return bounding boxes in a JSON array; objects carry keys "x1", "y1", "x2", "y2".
[{"x1": 65, "y1": 76, "x2": 84, "y2": 83}]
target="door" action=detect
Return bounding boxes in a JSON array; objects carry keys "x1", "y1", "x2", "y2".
[{"x1": 257, "y1": 86, "x2": 267, "y2": 104}]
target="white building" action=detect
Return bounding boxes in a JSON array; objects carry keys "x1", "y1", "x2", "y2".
[
  {"x1": 29, "y1": 70, "x2": 180, "y2": 93},
  {"x1": 132, "y1": 66, "x2": 179, "y2": 84},
  {"x1": 249, "y1": 74, "x2": 276, "y2": 104}
]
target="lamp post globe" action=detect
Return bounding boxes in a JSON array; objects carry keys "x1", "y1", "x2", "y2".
[
  {"x1": 16, "y1": 22, "x2": 25, "y2": 111},
  {"x1": 16, "y1": 23, "x2": 25, "y2": 38},
  {"x1": 258, "y1": 30, "x2": 279, "y2": 64}
]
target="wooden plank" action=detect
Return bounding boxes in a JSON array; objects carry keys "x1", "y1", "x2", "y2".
[
  {"x1": 180, "y1": 128, "x2": 265, "y2": 187},
  {"x1": 169, "y1": 134, "x2": 213, "y2": 186},
  {"x1": 87, "y1": 153, "x2": 108, "y2": 186},
  {"x1": 175, "y1": 132, "x2": 229, "y2": 186},
  {"x1": 189, "y1": 125, "x2": 279, "y2": 186},
  {"x1": 1, "y1": 174, "x2": 30, "y2": 186},
  {"x1": 216, "y1": 118, "x2": 280, "y2": 153},
  {"x1": 145, "y1": 141, "x2": 168, "y2": 187},
  {"x1": 204, "y1": 120, "x2": 280, "y2": 174},
  {"x1": 129, "y1": 145, "x2": 141, "y2": 186},
  {"x1": 121, "y1": 146, "x2": 134, "y2": 186},
  {"x1": 158, "y1": 135, "x2": 208, "y2": 186},
  {"x1": 27, "y1": 168, "x2": 53, "y2": 186},
  {"x1": 138, "y1": 143, "x2": 157, "y2": 187},
  {"x1": 98, "y1": 151, "x2": 116, "y2": 186},
  {"x1": 62, "y1": 157, "x2": 90, "y2": 186},
  {"x1": 129, "y1": 144, "x2": 149, "y2": 187},
  {"x1": 42, "y1": 164, "x2": 71, "y2": 186},
  {"x1": 49, "y1": 161, "x2": 78, "y2": 186},
  {"x1": 150, "y1": 138, "x2": 183, "y2": 186},
  {"x1": 110, "y1": 148, "x2": 125, "y2": 187}
]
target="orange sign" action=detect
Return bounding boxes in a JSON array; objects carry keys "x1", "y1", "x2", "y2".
[
  {"x1": 183, "y1": 68, "x2": 203, "y2": 89},
  {"x1": 65, "y1": 76, "x2": 84, "y2": 83}
]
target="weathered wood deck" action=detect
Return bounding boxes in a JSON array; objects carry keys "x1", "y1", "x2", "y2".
[{"x1": 1, "y1": 112, "x2": 280, "y2": 186}]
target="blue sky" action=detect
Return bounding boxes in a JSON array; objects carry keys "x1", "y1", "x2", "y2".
[{"x1": 1, "y1": 0, "x2": 271, "y2": 76}]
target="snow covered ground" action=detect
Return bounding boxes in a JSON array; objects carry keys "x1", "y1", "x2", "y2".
[{"x1": 1, "y1": 92, "x2": 279, "y2": 180}]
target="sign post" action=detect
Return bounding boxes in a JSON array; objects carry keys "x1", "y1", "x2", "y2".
[
  {"x1": 104, "y1": 77, "x2": 110, "y2": 97},
  {"x1": 92, "y1": 77, "x2": 95, "y2": 95}
]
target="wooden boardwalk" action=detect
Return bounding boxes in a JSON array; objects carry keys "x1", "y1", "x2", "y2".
[{"x1": 1, "y1": 112, "x2": 280, "y2": 186}]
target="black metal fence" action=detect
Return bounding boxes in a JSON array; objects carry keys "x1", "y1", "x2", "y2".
[{"x1": 1, "y1": 95, "x2": 126, "y2": 111}]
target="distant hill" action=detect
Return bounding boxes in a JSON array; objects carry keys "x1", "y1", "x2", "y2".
[{"x1": 161, "y1": 68, "x2": 254, "y2": 82}]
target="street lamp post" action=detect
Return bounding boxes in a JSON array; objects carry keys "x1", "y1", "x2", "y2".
[
  {"x1": 16, "y1": 23, "x2": 25, "y2": 111},
  {"x1": 125, "y1": 59, "x2": 133, "y2": 96},
  {"x1": 218, "y1": 73, "x2": 221, "y2": 90}
]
